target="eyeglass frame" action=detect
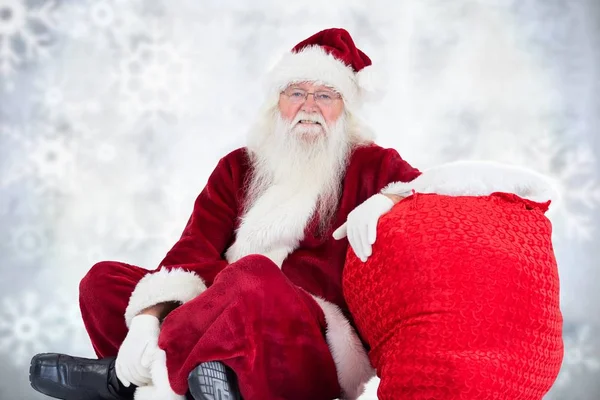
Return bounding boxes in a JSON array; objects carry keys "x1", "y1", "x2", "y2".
[{"x1": 280, "y1": 86, "x2": 343, "y2": 106}]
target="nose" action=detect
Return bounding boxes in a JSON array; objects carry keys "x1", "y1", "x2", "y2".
[{"x1": 300, "y1": 94, "x2": 319, "y2": 112}]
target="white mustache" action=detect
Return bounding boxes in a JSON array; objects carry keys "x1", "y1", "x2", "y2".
[{"x1": 292, "y1": 112, "x2": 326, "y2": 127}]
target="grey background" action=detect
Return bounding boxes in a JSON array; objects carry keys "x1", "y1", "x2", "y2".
[{"x1": 0, "y1": 0, "x2": 598, "y2": 398}]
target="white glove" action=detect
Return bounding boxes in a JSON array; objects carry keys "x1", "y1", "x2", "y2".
[
  {"x1": 115, "y1": 314, "x2": 160, "y2": 387},
  {"x1": 332, "y1": 193, "x2": 395, "y2": 262}
]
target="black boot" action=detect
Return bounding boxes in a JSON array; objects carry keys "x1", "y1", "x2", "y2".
[
  {"x1": 188, "y1": 361, "x2": 241, "y2": 400},
  {"x1": 29, "y1": 353, "x2": 136, "y2": 400}
]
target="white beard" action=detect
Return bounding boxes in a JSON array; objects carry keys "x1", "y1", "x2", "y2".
[
  {"x1": 224, "y1": 107, "x2": 352, "y2": 267},
  {"x1": 246, "y1": 110, "x2": 352, "y2": 225}
]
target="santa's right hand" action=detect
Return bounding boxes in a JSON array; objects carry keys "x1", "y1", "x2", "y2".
[{"x1": 115, "y1": 314, "x2": 160, "y2": 387}]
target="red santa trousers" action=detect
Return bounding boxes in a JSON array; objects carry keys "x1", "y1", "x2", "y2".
[
  {"x1": 80, "y1": 254, "x2": 341, "y2": 400},
  {"x1": 344, "y1": 193, "x2": 564, "y2": 400}
]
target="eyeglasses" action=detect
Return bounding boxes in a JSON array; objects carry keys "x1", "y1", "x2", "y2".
[{"x1": 281, "y1": 87, "x2": 342, "y2": 106}]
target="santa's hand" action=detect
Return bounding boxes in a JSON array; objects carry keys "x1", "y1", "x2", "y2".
[
  {"x1": 115, "y1": 315, "x2": 160, "y2": 387},
  {"x1": 332, "y1": 194, "x2": 395, "y2": 262}
]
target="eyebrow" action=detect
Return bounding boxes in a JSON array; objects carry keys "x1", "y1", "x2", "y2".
[{"x1": 289, "y1": 85, "x2": 336, "y2": 92}]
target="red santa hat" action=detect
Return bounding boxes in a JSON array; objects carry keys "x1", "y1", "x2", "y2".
[{"x1": 267, "y1": 28, "x2": 375, "y2": 109}]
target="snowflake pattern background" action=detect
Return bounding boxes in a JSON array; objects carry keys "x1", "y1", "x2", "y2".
[{"x1": 0, "y1": 0, "x2": 599, "y2": 399}]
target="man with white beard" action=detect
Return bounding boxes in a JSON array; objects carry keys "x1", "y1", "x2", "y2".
[{"x1": 29, "y1": 28, "x2": 421, "y2": 400}]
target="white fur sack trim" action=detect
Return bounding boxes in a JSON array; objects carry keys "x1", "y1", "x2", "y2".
[
  {"x1": 124, "y1": 267, "x2": 206, "y2": 328},
  {"x1": 381, "y1": 160, "x2": 561, "y2": 209},
  {"x1": 311, "y1": 296, "x2": 376, "y2": 400},
  {"x1": 355, "y1": 376, "x2": 380, "y2": 400},
  {"x1": 267, "y1": 45, "x2": 361, "y2": 108},
  {"x1": 134, "y1": 349, "x2": 185, "y2": 400}
]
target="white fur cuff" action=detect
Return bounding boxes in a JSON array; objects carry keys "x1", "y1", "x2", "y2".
[
  {"x1": 311, "y1": 296, "x2": 375, "y2": 400},
  {"x1": 382, "y1": 160, "x2": 560, "y2": 207},
  {"x1": 124, "y1": 267, "x2": 207, "y2": 327}
]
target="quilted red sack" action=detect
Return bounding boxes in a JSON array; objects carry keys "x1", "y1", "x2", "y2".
[{"x1": 344, "y1": 192, "x2": 563, "y2": 400}]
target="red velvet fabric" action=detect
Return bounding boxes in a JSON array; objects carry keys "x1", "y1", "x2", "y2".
[
  {"x1": 292, "y1": 28, "x2": 372, "y2": 72},
  {"x1": 160, "y1": 255, "x2": 340, "y2": 399},
  {"x1": 155, "y1": 144, "x2": 420, "y2": 323},
  {"x1": 79, "y1": 144, "x2": 420, "y2": 397},
  {"x1": 343, "y1": 193, "x2": 564, "y2": 400},
  {"x1": 80, "y1": 261, "x2": 148, "y2": 357},
  {"x1": 80, "y1": 256, "x2": 339, "y2": 399}
]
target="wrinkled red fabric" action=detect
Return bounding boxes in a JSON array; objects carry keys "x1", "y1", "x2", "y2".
[
  {"x1": 343, "y1": 193, "x2": 563, "y2": 400},
  {"x1": 81, "y1": 256, "x2": 339, "y2": 399},
  {"x1": 79, "y1": 144, "x2": 420, "y2": 398}
]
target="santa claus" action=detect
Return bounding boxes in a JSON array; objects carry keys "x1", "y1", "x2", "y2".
[
  {"x1": 29, "y1": 28, "x2": 421, "y2": 400},
  {"x1": 29, "y1": 25, "x2": 565, "y2": 400}
]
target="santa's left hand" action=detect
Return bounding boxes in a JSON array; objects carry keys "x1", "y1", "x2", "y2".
[{"x1": 332, "y1": 194, "x2": 395, "y2": 262}]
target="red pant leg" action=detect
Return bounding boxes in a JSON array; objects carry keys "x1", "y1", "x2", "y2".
[
  {"x1": 79, "y1": 261, "x2": 149, "y2": 357},
  {"x1": 159, "y1": 254, "x2": 341, "y2": 400}
]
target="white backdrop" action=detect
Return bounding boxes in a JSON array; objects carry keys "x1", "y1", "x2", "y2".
[{"x1": 0, "y1": 0, "x2": 599, "y2": 398}]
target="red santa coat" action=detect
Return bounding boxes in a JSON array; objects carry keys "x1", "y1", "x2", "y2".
[
  {"x1": 96, "y1": 143, "x2": 420, "y2": 399},
  {"x1": 125, "y1": 143, "x2": 419, "y2": 321}
]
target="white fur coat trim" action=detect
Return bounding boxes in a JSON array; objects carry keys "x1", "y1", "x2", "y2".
[
  {"x1": 312, "y1": 295, "x2": 376, "y2": 400},
  {"x1": 382, "y1": 160, "x2": 560, "y2": 207},
  {"x1": 124, "y1": 267, "x2": 206, "y2": 327},
  {"x1": 225, "y1": 183, "x2": 318, "y2": 268}
]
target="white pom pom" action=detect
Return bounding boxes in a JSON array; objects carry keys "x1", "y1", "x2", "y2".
[{"x1": 356, "y1": 65, "x2": 384, "y2": 102}]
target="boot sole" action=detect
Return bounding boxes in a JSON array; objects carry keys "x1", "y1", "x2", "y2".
[{"x1": 188, "y1": 361, "x2": 241, "y2": 400}]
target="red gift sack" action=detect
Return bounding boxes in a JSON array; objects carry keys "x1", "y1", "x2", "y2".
[{"x1": 344, "y1": 193, "x2": 563, "y2": 400}]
